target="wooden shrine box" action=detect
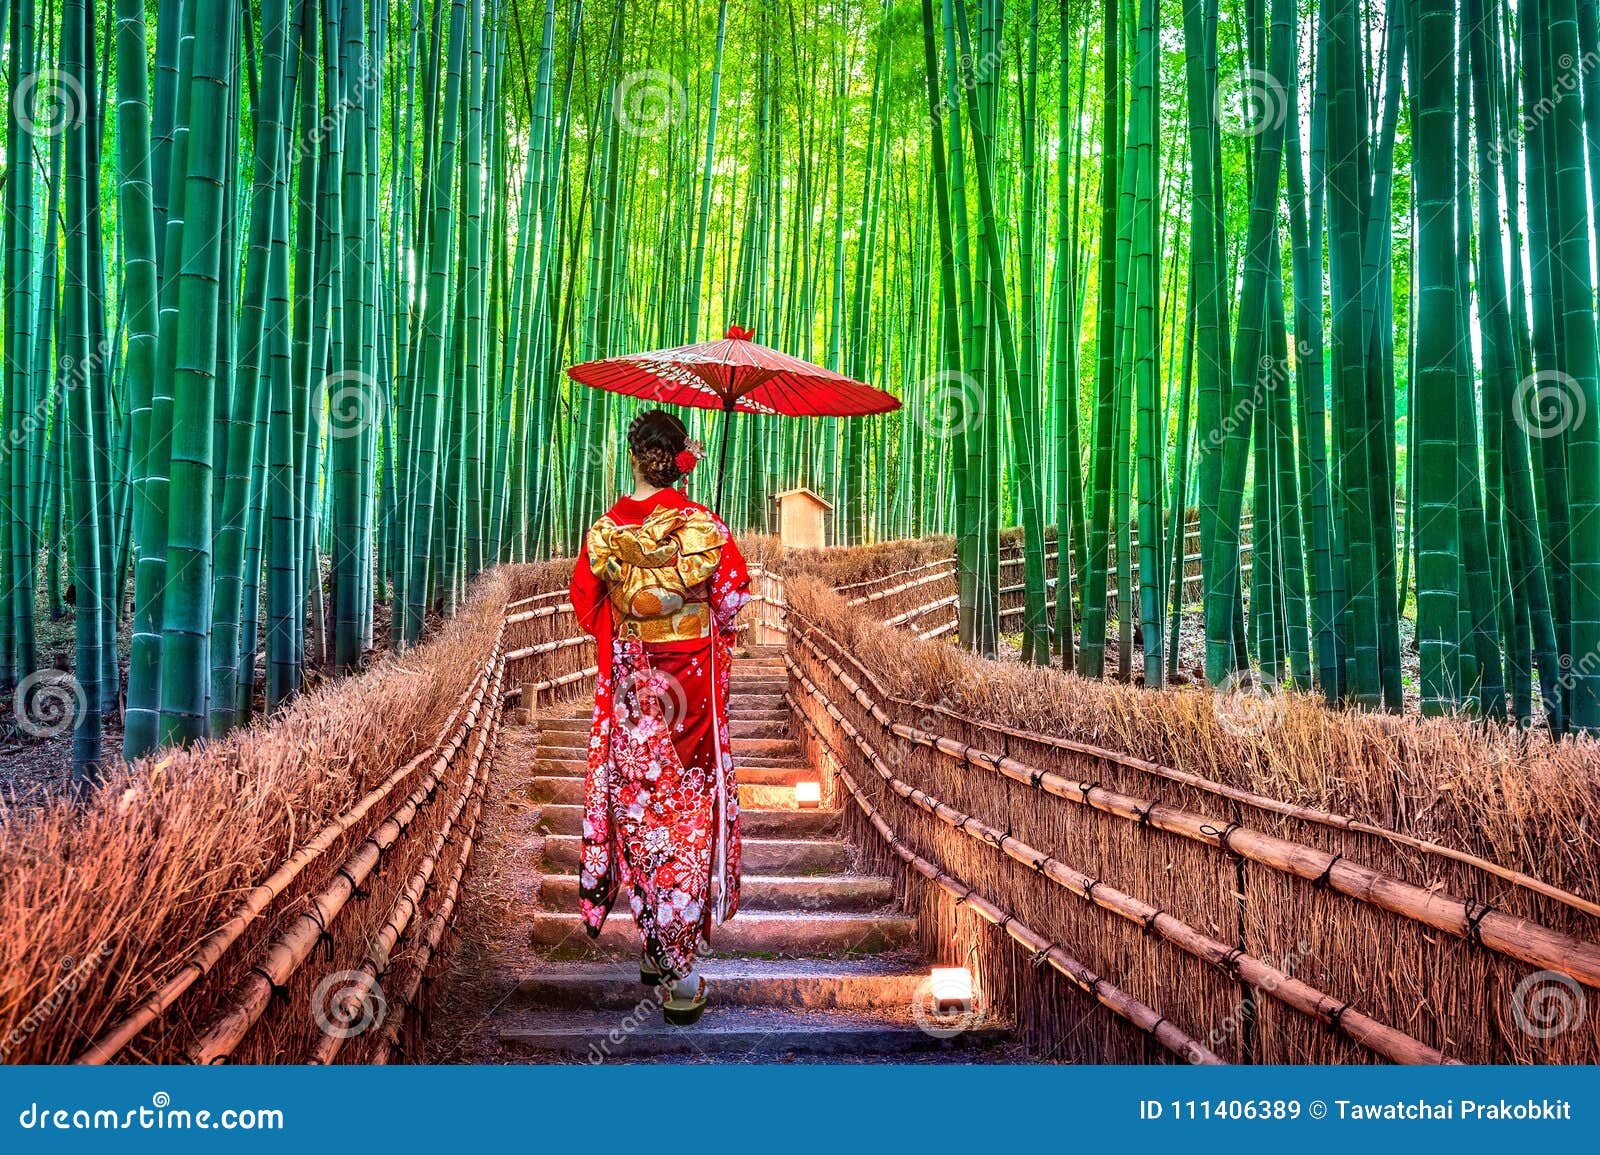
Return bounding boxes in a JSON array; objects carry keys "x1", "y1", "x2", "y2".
[{"x1": 771, "y1": 487, "x2": 833, "y2": 550}]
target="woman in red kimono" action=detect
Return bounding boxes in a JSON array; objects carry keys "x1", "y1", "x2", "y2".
[{"x1": 567, "y1": 409, "x2": 750, "y2": 1025}]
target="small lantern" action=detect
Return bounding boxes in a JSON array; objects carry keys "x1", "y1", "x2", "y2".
[
  {"x1": 929, "y1": 967, "x2": 974, "y2": 1015},
  {"x1": 794, "y1": 781, "x2": 822, "y2": 809}
]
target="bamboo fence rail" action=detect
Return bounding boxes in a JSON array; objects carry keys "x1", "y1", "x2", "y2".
[
  {"x1": 774, "y1": 571, "x2": 1600, "y2": 1062},
  {"x1": 184, "y1": 658, "x2": 505, "y2": 1063},
  {"x1": 834, "y1": 517, "x2": 1256, "y2": 632},
  {"x1": 72, "y1": 640, "x2": 504, "y2": 1064},
  {"x1": 799, "y1": 614, "x2": 1600, "y2": 921},
  {"x1": 366, "y1": 716, "x2": 497, "y2": 1065},
  {"x1": 748, "y1": 566, "x2": 789, "y2": 642},
  {"x1": 793, "y1": 695, "x2": 1222, "y2": 1063},
  {"x1": 791, "y1": 613, "x2": 1600, "y2": 986},
  {"x1": 786, "y1": 667, "x2": 1451, "y2": 1064},
  {"x1": 26, "y1": 562, "x2": 584, "y2": 1065}
]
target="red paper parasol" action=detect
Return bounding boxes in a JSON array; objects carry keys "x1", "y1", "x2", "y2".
[{"x1": 566, "y1": 325, "x2": 901, "y2": 503}]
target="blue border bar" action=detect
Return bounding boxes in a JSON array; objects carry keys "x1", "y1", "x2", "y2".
[{"x1": 3, "y1": 1065, "x2": 1597, "y2": 1152}]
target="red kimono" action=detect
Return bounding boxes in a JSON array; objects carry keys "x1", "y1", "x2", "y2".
[{"x1": 568, "y1": 487, "x2": 750, "y2": 980}]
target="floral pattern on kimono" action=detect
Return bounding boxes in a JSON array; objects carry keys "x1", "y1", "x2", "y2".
[{"x1": 568, "y1": 487, "x2": 750, "y2": 980}]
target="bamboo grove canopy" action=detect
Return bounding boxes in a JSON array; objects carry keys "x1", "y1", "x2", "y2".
[{"x1": 1, "y1": 0, "x2": 1598, "y2": 785}]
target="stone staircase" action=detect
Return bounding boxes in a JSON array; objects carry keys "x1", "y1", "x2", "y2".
[{"x1": 492, "y1": 648, "x2": 1015, "y2": 1062}]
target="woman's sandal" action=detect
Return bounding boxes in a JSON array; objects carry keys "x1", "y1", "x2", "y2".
[
  {"x1": 639, "y1": 954, "x2": 661, "y2": 986},
  {"x1": 661, "y1": 972, "x2": 708, "y2": 1026}
]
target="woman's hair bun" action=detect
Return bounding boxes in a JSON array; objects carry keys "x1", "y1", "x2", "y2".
[{"x1": 628, "y1": 409, "x2": 690, "y2": 487}]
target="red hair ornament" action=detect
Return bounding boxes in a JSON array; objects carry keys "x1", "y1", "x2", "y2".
[{"x1": 675, "y1": 439, "x2": 706, "y2": 484}]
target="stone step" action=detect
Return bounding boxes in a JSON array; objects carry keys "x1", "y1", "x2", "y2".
[
  {"x1": 736, "y1": 764, "x2": 819, "y2": 786},
  {"x1": 540, "y1": 835, "x2": 850, "y2": 875},
  {"x1": 533, "y1": 757, "x2": 814, "y2": 783},
  {"x1": 511, "y1": 957, "x2": 927, "y2": 1012},
  {"x1": 730, "y1": 693, "x2": 785, "y2": 709},
  {"x1": 498, "y1": 1005, "x2": 1011, "y2": 1060},
  {"x1": 732, "y1": 677, "x2": 788, "y2": 690},
  {"x1": 535, "y1": 803, "x2": 841, "y2": 839},
  {"x1": 536, "y1": 872, "x2": 893, "y2": 913},
  {"x1": 740, "y1": 782, "x2": 820, "y2": 810},
  {"x1": 528, "y1": 910, "x2": 916, "y2": 956},
  {"x1": 528, "y1": 777, "x2": 816, "y2": 809}
]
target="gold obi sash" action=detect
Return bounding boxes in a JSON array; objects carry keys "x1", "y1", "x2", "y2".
[{"x1": 587, "y1": 504, "x2": 726, "y2": 644}]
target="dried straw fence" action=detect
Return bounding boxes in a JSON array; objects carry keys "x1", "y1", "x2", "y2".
[
  {"x1": 0, "y1": 561, "x2": 582, "y2": 1064},
  {"x1": 779, "y1": 558, "x2": 1600, "y2": 1064}
]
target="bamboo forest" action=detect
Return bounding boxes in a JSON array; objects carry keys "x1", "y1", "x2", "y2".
[{"x1": 1, "y1": 0, "x2": 1599, "y2": 788}]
